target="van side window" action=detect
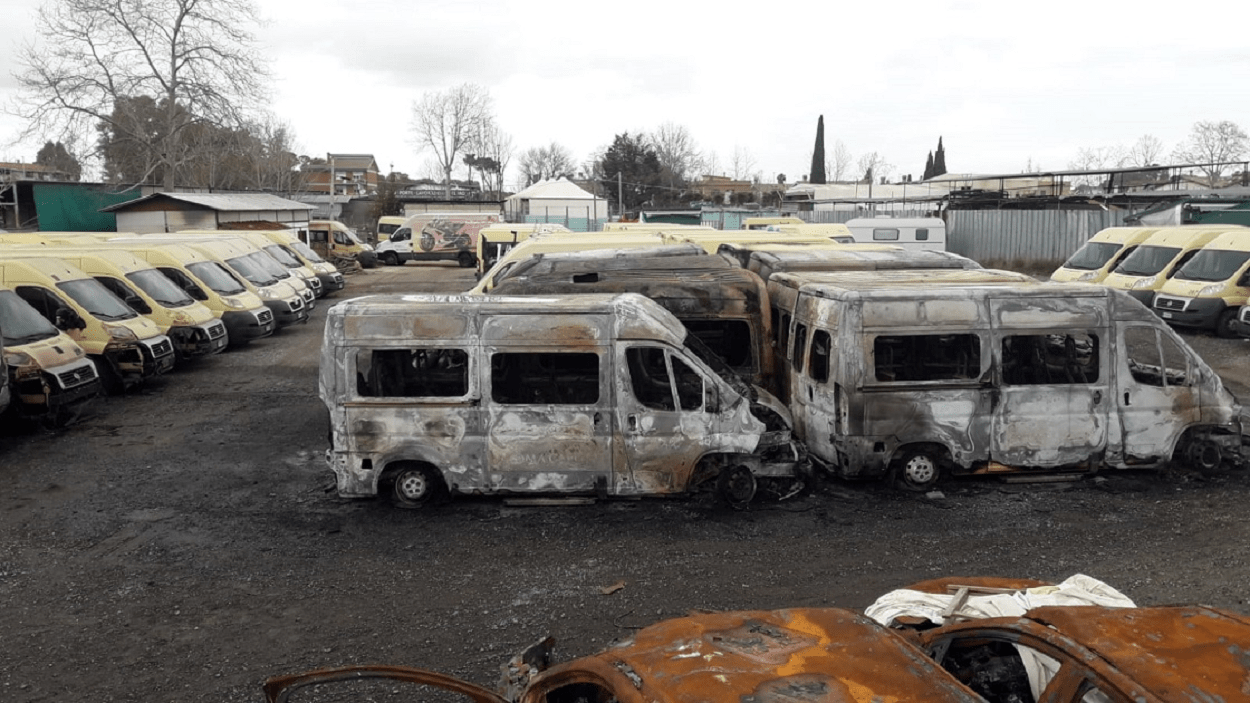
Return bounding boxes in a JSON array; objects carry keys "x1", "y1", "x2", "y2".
[
  {"x1": 95, "y1": 277, "x2": 151, "y2": 314},
  {"x1": 683, "y1": 319, "x2": 753, "y2": 369},
  {"x1": 308, "y1": 229, "x2": 328, "y2": 243},
  {"x1": 769, "y1": 306, "x2": 780, "y2": 346},
  {"x1": 491, "y1": 352, "x2": 599, "y2": 404},
  {"x1": 873, "y1": 334, "x2": 980, "y2": 382},
  {"x1": 626, "y1": 347, "x2": 675, "y2": 411},
  {"x1": 158, "y1": 268, "x2": 208, "y2": 301},
  {"x1": 915, "y1": 228, "x2": 929, "y2": 241},
  {"x1": 793, "y1": 323, "x2": 809, "y2": 373},
  {"x1": 671, "y1": 356, "x2": 704, "y2": 411},
  {"x1": 356, "y1": 348, "x2": 468, "y2": 397},
  {"x1": 1123, "y1": 327, "x2": 1191, "y2": 387},
  {"x1": 872, "y1": 228, "x2": 900, "y2": 241},
  {"x1": 1002, "y1": 333, "x2": 1099, "y2": 385},
  {"x1": 809, "y1": 330, "x2": 831, "y2": 383},
  {"x1": 779, "y1": 313, "x2": 791, "y2": 355},
  {"x1": 391, "y1": 227, "x2": 411, "y2": 242},
  {"x1": 334, "y1": 231, "x2": 351, "y2": 245},
  {"x1": 14, "y1": 286, "x2": 70, "y2": 322}
]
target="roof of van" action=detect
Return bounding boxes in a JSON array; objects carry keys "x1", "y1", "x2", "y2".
[
  {"x1": 752, "y1": 248, "x2": 979, "y2": 274},
  {"x1": 491, "y1": 268, "x2": 767, "y2": 311},
  {"x1": 326, "y1": 292, "x2": 688, "y2": 345},
  {"x1": 0, "y1": 246, "x2": 155, "y2": 275},
  {"x1": 500, "y1": 244, "x2": 716, "y2": 279},
  {"x1": 772, "y1": 268, "x2": 1036, "y2": 290},
  {"x1": 1187, "y1": 227, "x2": 1250, "y2": 250},
  {"x1": 844, "y1": 217, "x2": 945, "y2": 228},
  {"x1": 1136, "y1": 226, "x2": 1243, "y2": 247},
  {"x1": 0, "y1": 255, "x2": 93, "y2": 282},
  {"x1": 1086, "y1": 226, "x2": 1161, "y2": 244}
]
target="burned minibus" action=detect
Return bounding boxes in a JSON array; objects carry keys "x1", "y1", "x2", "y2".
[
  {"x1": 783, "y1": 278, "x2": 1241, "y2": 489},
  {"x1": 320, "y1": 293, "x2": 800, "y2": 508},
  {"x1": 488, "y1": 248, "x2": 776, "y2": 393}
]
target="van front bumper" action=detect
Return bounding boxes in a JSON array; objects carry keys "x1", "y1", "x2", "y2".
[
  {"x1": 139, "y1": 335, "x2": 176, "y2": 376},
  {"x1": 170, "y1": 320, "x2": 229, "y2": 360},
  {"x1": 1233, "y1": 307, "x2": 1250, "y2": 338},
  {"x1": 222, "y1": 307, "x2": 275, "y2": 344},
  {"x1": 13, "y1": 357, "x2": 101, "y2": 416},
  {"x1": 1153, "y1": 294, "x2": 1223, "y2": 329},
  {"x1": 266, "y1": 296, "x2": 309, "y2": 328},
  {"x1": 316, "y1": 271, "x2": 345, "y2": 293}
]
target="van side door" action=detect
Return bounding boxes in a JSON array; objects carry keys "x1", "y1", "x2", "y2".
[
  {"x1": 1114, "y1": 324, "x2": 1200, "y2": 464},
  {"x1": 616, "y1": 345, "x2": 758, "y2": 495},
  {"x1": 992, "y1": 328, "x2": 1108, "y2": 467},
  {"x1": 484, "y1": 347, "x2": 613, "y2": 494}
]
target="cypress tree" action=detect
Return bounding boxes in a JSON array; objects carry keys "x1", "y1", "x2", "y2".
[
  {"x1": 809, "y1": 115, "x2": 827, "y2": 184},
  {"x1": 923, "y1": 152, "x2": 934, "y2": 180},
  {"x1": 934, "y1": 137, "x2": 947, "y2": 176}
]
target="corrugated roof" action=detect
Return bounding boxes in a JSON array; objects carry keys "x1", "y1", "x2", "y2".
[{"x1": 102, "y1": 192, "x2": 316, "y2": 213}]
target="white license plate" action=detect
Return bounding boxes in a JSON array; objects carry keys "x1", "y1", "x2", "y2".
[{"x1": 1161, "y1": 312, "x2": 1173, "y2": 319}]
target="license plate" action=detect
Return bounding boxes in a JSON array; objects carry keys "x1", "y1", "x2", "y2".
[{"x1": 1161, "y1": 312, "x2": 1173, "y2": 319}]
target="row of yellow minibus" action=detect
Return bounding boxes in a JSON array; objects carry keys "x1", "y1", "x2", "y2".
[
  {"x1": 1050, "y1": 224, "x2": 1250, "y2": 338},
  {"x1": 0, "y1": 228, "x2": 347, "y2": 426}
]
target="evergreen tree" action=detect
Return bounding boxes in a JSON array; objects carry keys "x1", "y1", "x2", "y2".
[
  {"x1": 809, "y1": 115, "x2": 826, "y2": 184},
  {"x1": 923, "y1": 151, "x2": 934, "y2": 180},
  {"x1": 934, "y1": 137, "x2": 947, "y2": 176},
  {"x1": 35, "y1": 140, "x2": 82, "y2": 180}
]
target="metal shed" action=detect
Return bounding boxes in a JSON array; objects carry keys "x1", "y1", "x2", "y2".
[{"x1": 101, "y1": 192, "x2": 315, "y2": 234}]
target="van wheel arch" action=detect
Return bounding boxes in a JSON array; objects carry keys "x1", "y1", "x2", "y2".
[
  {"x1": 1215, "y1": 308, "x2": 1238, "y2": 339},
  {"x1": 889, "y1": 444, "x2": 948, "y2": 492},
  {"x1": 381, "y1": 461, "x2": 448, "y2": 509}
]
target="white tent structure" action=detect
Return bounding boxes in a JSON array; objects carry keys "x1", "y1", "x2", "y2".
[{"x1": 505, "y1": 178, "x2": 608, "y2": 229}]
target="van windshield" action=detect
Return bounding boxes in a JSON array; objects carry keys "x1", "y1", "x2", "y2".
[
  {"x1": 1063, "y1": 241, "x2": 1121, "y2": 270},
  {"x1": 1115, "y1": 245, "x2": 1180, "y2": 276},
  {"x1": 247, "y1": 252, "x2": 291, "y2": 279},
  {"x1": 287, "y1": 240, "x2": 326, "y2": 263},
  {"x1": 0, "y1": 289, "x2": 58, "y2": 344},
  {"x1": 1175, "y1": 249, "x2": 1250, "y2": 282},
  {"x1": 127, "y1": 269, "x2": 195, "y2": 307},
  {"x1": 186, "y1": 261, "x2": 247, "y2": 295},
  {"x1": 263, "y1": 244, "x2": 302, "y2": 268},
  {"x1": 225, "y1": 255, "x2": 279, "y2": 286},
  {"x1": 56, "y1": 279, "x2": 137, "y2": 321}
]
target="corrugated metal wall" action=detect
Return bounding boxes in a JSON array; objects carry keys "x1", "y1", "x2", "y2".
[{"x1": 944, "y1": 210, "x2": 1130, "y2": 264}]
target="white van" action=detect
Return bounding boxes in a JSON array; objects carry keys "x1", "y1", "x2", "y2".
[
  {"x1": 375, "y1": 212, "x2": 501, "y2": 268},
  {"x1": 320, "y1": 293, "x2": 802, "y2": 508},
  {"x1": 784, "y1": 278, "x2": 1241, "y2": 489},
  {"x1": 844, "y1": 217, "x2": 947, "y2": 251}
]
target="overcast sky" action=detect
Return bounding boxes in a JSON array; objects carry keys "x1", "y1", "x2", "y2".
[{"x1": 2, "y1": 0, "x2": 1249, "y2": 188}]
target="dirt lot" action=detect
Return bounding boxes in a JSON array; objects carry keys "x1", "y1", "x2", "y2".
[{"x1": 2, "y1": 263, "x2": 1249, "y2": 703}]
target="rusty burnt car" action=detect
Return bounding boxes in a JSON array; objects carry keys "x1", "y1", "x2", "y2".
[{"x1": 263, "y1": 600, "x2": 1250, "y2": 703}]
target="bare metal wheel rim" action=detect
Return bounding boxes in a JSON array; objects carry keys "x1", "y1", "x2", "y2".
[
  {"x1": 902, "y1": 455, "x2": 938, "y2": 484},
  {"x1": 396, "y1": 471, "x2": 430, "y2": 500}
]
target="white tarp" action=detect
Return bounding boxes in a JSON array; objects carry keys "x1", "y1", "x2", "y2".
[{"x1": 865, "y1": 575, "x2": 1135, "y2": 702}]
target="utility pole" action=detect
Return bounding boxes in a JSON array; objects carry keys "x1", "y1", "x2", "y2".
[{"x1": 617, "y1": 171, "x2": 623, "y2": 219}]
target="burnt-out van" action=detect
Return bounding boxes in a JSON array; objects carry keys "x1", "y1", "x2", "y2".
[
  {"x1": 784, "y1": 278, "x2": 1241, "y2": 490},
  {"x1": 320, "y1": 293, "x2": 801, "y2": 508}
]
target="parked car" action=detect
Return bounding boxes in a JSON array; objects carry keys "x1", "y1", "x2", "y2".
[{"x1": 264, "y1": 597, "x2": 1250, "y2": 703}]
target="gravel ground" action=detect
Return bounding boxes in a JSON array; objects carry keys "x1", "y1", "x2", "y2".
[{"x1": 1, "y1": 262, "x2": 1248, "y2": 703}]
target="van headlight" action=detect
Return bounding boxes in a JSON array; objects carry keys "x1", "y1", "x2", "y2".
[
  {"x1": 1076, "y1": 271, "x2": 1099, "y2": 281},
  {"x1": 105, "y1": 324, "x2": 138, "y2": 342},
  {"x1": 222, "y1": 297, "x2": 246, "y2": 310},
  {"x1": 258, "y1": 287, "x2": 277, "y2": 301},
  {"x1": 1199, "y1": 284, "x2": 1224, "y2": 296},
  {"x1": 1130, "y1": 276, "x2": 1157, "y2": 289},
  {"x1": 360, "y1": 243, "x2": 374, "y2": 252},
  {"x1": 4, "y1": 350, "x2": 33, "y2": 367}
]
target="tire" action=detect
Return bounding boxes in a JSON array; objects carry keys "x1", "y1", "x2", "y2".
[
  {"x1": 717, "y1": 465, "x2": 757, "y2": 510},
  {"x1": 1215, "y1": 308, "x2": 1237, "y2": 339},
  {"x1": 380, "y1": 251, "x2": 399, "y2": 267},
  {"x1": 94, "y1": 357, "x2": 125, "y2": 395},
  {"x1": 1184, "y1": 439, "x2": 1223, "y2": 473},
  {"x1": 390, "y1": 464, "x2": 445, "y2": 509},
  {"x1": 891, "y1": 448, "x2": 943, "y2": 492},
  {"x1": 457, "y1": 251, "x2": 476, "y2": 268}
]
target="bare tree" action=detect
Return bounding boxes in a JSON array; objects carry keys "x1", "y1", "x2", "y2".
[
  {"x1": 410, "y1": 83, "x2": 492, "y2": 198},
  {"x1": 517, "y1": 142, "x2": 576, "y2": 186},
  {"x1": 11, "y1": 0, "x2": 268, "y2": 189},
  {"x1": 1172, "y1": 120, "x2": 1249, "y2": 187},
  {"x1": 730, "y1": 146, "x2": 756, "y2": 181},
  {"x1": 649, "y1": 122, "x2": 702, "y2": 188},
  {"x1": 1125, "y1": 134, "x2": 1165, "y2": 167},
  {"x1": 469, "y1": 119, "x2": 513, "y2": 197},
  {"x1": 856, "y1": 152, "x2": 893, "y2": 183},
  {"x1": 1067, "y1": 145, "x2": 1126, "y2": 187},
  {"x1": 827, "y1": 140, "x2": 853, "y2": 181}
]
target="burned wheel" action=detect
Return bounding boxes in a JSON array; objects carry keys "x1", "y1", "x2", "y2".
[
  {"x1": 717, "y1": 465, "x2": 757, "y2": 510},
  {"x1": 892, "y1": 448, "x2": 942, "y2": 492},
  {"x1": 390, "y1": 465, "x2": 445, "y2": 509}
]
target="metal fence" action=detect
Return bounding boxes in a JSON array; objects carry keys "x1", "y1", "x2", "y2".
[{"x1": 801, "y1": 208, "x2": 1132, "y2": 265}]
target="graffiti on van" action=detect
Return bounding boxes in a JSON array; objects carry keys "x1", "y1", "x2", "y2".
[{"x1": 418, "y1": 219, "x2": 488, "y2": 253}]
